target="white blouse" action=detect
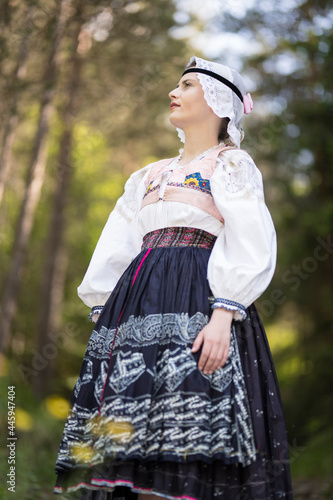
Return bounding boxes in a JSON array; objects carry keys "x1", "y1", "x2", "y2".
[{"x1": 77, "y1": 149, "x2": 277, "y2": 321}]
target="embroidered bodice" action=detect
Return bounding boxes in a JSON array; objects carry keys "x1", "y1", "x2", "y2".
[
  {"x1": 141, "y1": 146, "x2": 234, "y2": 223},
  {"x1": 77, "y1": 147, "x2": 277, "y2": 321}
]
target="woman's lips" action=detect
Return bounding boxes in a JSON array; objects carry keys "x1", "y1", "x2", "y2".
[{"x1": 170, "y1": 102, "x2": 180, "y2": 110}]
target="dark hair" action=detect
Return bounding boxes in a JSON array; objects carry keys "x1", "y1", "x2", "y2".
[
  {"x1": 218, "y1": 117, "x2": 230, "y2": 143},
  {"x1": 186, "y1": 60, "x2": 230, "y2": 143}
]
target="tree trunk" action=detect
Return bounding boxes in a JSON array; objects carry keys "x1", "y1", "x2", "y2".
[
  {"x1": 0, "y1": 6, "x2": 33, "y2": 207},
  {"x1": 0, "y1": 0, "x2": 11, "y2": 142},
  {"x1": 0, "y1": 0, "x2": 72, "y2": 354},
  {"x1": 32, "y1": 7, "x2": 83, "y2": 397}
]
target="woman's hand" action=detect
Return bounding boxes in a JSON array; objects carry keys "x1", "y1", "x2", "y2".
[
  {"x1": 90, "y1": 313, "x2": 100, "y2": 323},
  {"x1": 191, "y1": 308, "x2": 233, "y2": 375}
]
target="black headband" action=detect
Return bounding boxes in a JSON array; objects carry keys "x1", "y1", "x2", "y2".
[{"x1": 182, "y1": 68, "x2": 243, "y2": 103}]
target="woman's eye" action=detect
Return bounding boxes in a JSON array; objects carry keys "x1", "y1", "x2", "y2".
[{"x1": 184, "y1": 82, "x2": 192, "y2": 88}]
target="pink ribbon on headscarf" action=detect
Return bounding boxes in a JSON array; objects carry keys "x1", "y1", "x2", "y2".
[{"x1": 243, "y1": 93, "x2": 253, "y2": 114}]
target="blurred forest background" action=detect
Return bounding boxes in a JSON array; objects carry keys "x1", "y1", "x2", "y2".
[{"x1": 0, "y1": 0, "x2": 332, "y2": 498}]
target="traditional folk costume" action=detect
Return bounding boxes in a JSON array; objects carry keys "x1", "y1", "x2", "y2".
[{"x1": 54, "y1": 57, "x2": 293, "y2": 500}]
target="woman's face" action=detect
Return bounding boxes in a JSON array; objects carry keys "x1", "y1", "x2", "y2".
[{"x1": 168, "y1": 73, "x2": 220, "y2": 134}]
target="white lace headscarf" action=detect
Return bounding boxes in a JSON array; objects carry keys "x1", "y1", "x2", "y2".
[{"x1": 177, "y1": 56, "x2": 253, "y2": 148}]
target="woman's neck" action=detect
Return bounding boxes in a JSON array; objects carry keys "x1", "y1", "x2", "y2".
[
  {"x1": 178, "y1": 140, "x2": 223, "y2": 165},
  {"x1": 177, "y1": 128, "x2": 221, "y2": 165}
]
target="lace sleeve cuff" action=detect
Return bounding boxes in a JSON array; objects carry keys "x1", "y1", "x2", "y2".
[
  {"x1": 211, "y1": 298, "x2": 247, "y2": 322},
  {"x1": 88, "y1": 305, "x2": 104, "y2": 323}
]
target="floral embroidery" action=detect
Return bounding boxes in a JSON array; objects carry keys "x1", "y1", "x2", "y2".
[
  {"x1": 184, "y1": 172, "x2": 211, "y2": 194},
  {"x1": 144, "y1": 173, "x2": 212, "y2": 199}
]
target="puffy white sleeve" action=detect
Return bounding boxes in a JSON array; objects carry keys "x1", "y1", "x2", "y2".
[
  {"x1": 77, "y1": 164, "x2": 151, "y2": 315},
  {"x1": 208, "y1": 149, "x2": 277, "y2": 321}
]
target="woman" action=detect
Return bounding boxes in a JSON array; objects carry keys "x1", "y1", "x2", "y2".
[{"x1": 54, "y1": 56, "x2": 293, "y2": 500}]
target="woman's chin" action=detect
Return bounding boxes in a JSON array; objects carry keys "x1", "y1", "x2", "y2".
[{"x1": 169, "y1": 115, "x2": 184, "y2": 130}]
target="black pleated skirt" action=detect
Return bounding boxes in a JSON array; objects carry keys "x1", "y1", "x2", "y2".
[{"x1": 54, "y1": 228, "x2": 293, "y2": 500}]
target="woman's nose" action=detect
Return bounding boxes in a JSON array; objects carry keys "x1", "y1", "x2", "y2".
[{"x1": 168, "y1": 87, "x2": 179, "y2": 99}]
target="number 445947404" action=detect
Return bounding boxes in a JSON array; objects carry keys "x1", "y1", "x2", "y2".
[{"x1": 7, "y1": 386, "x2": 15, "y2": 436}]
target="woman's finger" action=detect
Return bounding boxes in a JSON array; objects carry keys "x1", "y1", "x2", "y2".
[
  {"x1": 191, "y1": 329, "x2": 204, "y2": 353},
  {"x1": 204, "y1": 346, "x2": 225, "y2": 374},
  {"x1": 201, "y1": 345, "x2": 220, "y2": 374},
  {"x1": 198, "y1": 341, "x2": 212, "y2": 372},
  {"x1": 218, "y1": 342, "x2": 231, "y2": 369}
]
